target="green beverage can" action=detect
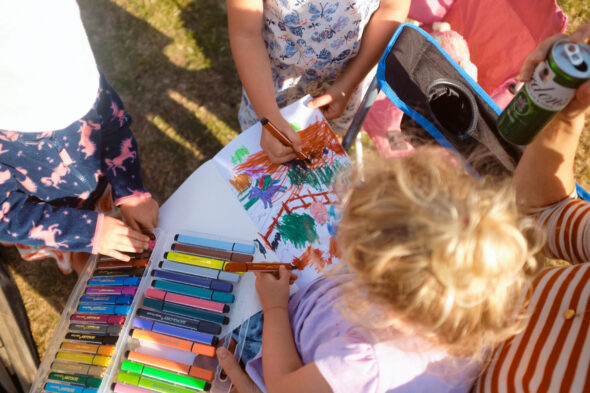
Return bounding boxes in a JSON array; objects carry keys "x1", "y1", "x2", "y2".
[{"x1": 498, "y1": 39, "x2": 590, "y2": 145}]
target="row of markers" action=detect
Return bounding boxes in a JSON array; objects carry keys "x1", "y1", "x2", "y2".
[
  {"x1": 112, "y1": 233, "x2": 255, "y2": 393},
  {"x1": 41, "y1": 253, "x2": 151, "y2": 393}
]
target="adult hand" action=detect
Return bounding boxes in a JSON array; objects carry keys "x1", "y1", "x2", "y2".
[
  {"x1": 216, "y1": 347, "x2": 262, "y2": 393},
  {"x1": 119, "y1": 197, "x2": 159, "y2": 232},
  {"x1": 254, "y1": 266, "x2": 295, "y2": 312},
  {"x1": 519, "y1": 21, "x2": 590, "y2": 122},
  {"x1": 97, "y1": 216, "x2": 150, "y2": 261},
  {"x1": 260, "y1": 116, "x2": 302, "y2": 163},
  {"x1": 306, "y1": 80, "x2": 353, "y2": 120}
]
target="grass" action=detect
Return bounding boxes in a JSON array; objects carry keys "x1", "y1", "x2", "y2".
[{"x1": 4, "y1": 0, "x2": 589, "y2": 361}]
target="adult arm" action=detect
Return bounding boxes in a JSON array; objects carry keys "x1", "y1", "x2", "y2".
[
  {"x1": 226, "y1": 0, "x2": 302, "y2": 163},
  {"x1": 513, "y1": 22, "x2": 590, "y2": 208},
  {"x1": 307, "y1": 0, "x2": 410, "y2": 119}
]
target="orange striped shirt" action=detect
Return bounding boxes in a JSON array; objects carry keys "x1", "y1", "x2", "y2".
[{"x1": 475, "y1": 195, "x2": 590, "y2": 393}]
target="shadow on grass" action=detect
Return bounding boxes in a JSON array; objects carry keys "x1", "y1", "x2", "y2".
[{"x1": 78, "y1": 0, "x2": 242, "y2": 204}]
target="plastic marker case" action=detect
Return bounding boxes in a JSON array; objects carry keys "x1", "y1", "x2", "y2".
[{"x1": 30, "y1": 230, "x2": 254, "y2": 393}]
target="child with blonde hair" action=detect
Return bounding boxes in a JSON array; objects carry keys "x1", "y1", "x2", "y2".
[{"x1": 217, "y1": 145, "x2": 542, "y2": 393}]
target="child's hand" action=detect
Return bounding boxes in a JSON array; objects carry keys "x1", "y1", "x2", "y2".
[
  {"x1": 98, "y1": 216, "x2": 150, "y2": 261},
  {"x1": 260, "y1": 116, "x2": 302, "y2": 163},
  {"x1": 254, "y1": 266, "x2": 295, "y2": 311},
  {"x1": 307, "y1": 81, "x2": 353, "y2": 120},
  {"x1": 216, "y1": 347, "x2": 262, "y2": 393},
  {"x1": 120, "y1": 197, "x2": 159, "y2": 232}
]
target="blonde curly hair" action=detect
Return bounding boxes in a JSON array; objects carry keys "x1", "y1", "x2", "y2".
[{"x1": 336, "y1": 146, "x2": 542, "y2": 355}]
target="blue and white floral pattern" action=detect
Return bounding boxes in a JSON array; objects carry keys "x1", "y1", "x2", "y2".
[{"x1": 238, "y1": 0, "x2": 380, "y2": 134}]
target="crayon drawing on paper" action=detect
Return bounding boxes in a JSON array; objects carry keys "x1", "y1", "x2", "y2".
[{"x1": 213, "y1": 97, "x2": 350, "y2": 285}]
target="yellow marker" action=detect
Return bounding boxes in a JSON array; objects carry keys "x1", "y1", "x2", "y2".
[
  {"x1": 88, "y1": 365, "x2": 107, "y2": 378},
  {"x1": 56, "y1": 351, "x2": 94, "y2": 364},
  {"x1": 61, "y1": 342, "x2": 98, "y2": 353},
  {"x1": 92, "y1": 355, "x2": 111, "y2": 367},
  {"x1": 165, "y1": 251, "x2": 226, "y2": 270},
  {"x1": 50, "y1": 360, "x2": 90, "y2": 375}
]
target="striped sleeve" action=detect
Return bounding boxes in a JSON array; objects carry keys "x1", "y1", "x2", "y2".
[
  {"x1": 474, "y1": 264, "x2": 590, "y2": 393},
  {"x1": 527, "y1": 193, "x2": 590, "y2": 265}
]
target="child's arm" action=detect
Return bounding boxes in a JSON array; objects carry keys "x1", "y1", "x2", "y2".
[
  {"x1": 0, "y1": 166, "x2": 148, "y2": 259},
  {"x1": 514, "y1": 22, "x2": 590, "y2": 208},
  {"x1": 226, "y1": 0, "x2": 302, "y2": 163},
  {"x1": 100, "y1": 103, "x2": 159, "y2": 232},
  {"x1": 307, "y1": 0, "x2": 410, "y2": 119},
  {"x1": 254, "y1": 267, "x2": 333, "y2": 393}
]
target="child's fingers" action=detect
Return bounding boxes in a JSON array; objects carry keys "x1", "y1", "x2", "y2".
[
  {"x1": 560, "y1": 79, "x2": 590, "y2": 119},
  {"x1": 101, "y1": 249, "x2": 131, "y2": 262},
  {"x1": 283, "y1": 126, "x2": 302, "y2": 153},
  {"x1": 306, "y1": 93, "x2": 333, "y2": 109},
  {"x1": 519, "y1": 34, "x2": 566, "y2": 81},
  {"x1": 216, "y1": 347, "x2": 262, "y2": 393},
  {"x1": 288, "y1": 273, "x2": 298, "y2": 285}
]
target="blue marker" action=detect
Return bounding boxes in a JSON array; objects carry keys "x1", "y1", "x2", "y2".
[
  {"x1": 175, "y1": 233, "x2": 255, "y2": 255},
  {"x1": 44, "y1": 382, "x2": 97, "y2": 393},
  {"x1": 132, "y1": 317, "x2": 218, "y2": 346},
  {"x1": 87, "y1": 277, "x2": 141, "y2": 286},
  {"x1": 159, "y1": 260, "x2": 241, "y2": 283},
  {"x1": 80, "y1": 295, "x2": 133, "y2": 305},
  {"x1": 77, "y1": 304, "x2": 131, "y2": 315},
  {"x1": 152, "y1": 269, "x2": 233, "y2": 293}
]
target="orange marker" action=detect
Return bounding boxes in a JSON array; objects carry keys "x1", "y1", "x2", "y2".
[
  {"x1": 127, "y1": 351, "x2": 215, "y2": 382},
  {"x1": 223, "y1": 262, "x2": 297, "y2": 273},
  {"x1": 260, "y1": 118, "x2": 310, "y2": 161},
  {"x1": 132, "y1": 328, "x2": 216, "y2": 357}
]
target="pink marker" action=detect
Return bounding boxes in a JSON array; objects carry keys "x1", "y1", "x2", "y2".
[
  {"x1": 148, "y1": 239, "x2": 156, "y2": 250},
  {"x1": 70, "y1": 313, "x2": 126, "y2": 325},
  {"x1": 113, "y1": 383, "x2": 151, "y2": 393},
  {"x1": 144, "y1": 288, "x2": 229, "y2": 314}
]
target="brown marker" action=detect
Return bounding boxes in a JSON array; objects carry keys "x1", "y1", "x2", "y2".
[
  {"x1": 260, "y1": 117, "x2": 310, "y2": 161},
  {"x1": 223, "y1": 262, "x2": 297, "y2": 272}
]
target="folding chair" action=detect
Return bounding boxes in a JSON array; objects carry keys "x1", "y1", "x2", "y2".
[{"x1": 344, "y1": 0, "x2": 568, "y2": 160}]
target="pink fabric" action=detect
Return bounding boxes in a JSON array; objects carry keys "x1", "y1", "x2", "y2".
[
  {"x1": 408, "y1": 0, "x2": 455, "y2": 24},
  {"x1": 364, "y1": 0, "x2": 568, "y2": 159}
]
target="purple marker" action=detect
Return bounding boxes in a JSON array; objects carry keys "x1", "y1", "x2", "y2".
[
  {"x1": 132, "y1": 317, "x2": 218, "y2": 346},
  {"x1": 85, "y1": 286, "x2": 137, "y2": 296}
]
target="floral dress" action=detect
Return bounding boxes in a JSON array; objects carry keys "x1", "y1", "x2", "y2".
[{"x1": 238, "y1": 0, "x2": 381, "y2": 135}]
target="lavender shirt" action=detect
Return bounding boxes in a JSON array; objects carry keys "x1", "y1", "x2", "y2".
[{"x1": 246, "y1": 277, "x2": 481, "y2": 393}]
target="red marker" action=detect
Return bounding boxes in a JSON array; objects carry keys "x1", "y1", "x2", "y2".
[{"x1": 223, "y1": 262, "x2": 297, "y2": 273}]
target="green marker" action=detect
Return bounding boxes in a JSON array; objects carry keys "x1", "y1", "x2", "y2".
[
  {"x1": 47, "y1": 372, "x2": 102, "y2": 388},
  {"x1": 121, "y1": 360, "x2": 210, "y2": 391},
  {"x1": 139, "y1": 376, "x2": 205, "y2": 393},
  {"x1": 117, "y1": 370, "x2": 140, "y2": 386}
]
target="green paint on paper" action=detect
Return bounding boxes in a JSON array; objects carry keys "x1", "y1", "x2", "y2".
[
  {"x1": 244, "y1": 197, "x2": 258, "y2": 210},
  {"x1": 278, "y1": 213, "x2": 318, "y2": 248},
  {"x1": 290, "y1": 122, "x2": 301, "y2": 131},
  {"x1": 231, "y1": 146, "x2": 250, "y2": 165}
]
